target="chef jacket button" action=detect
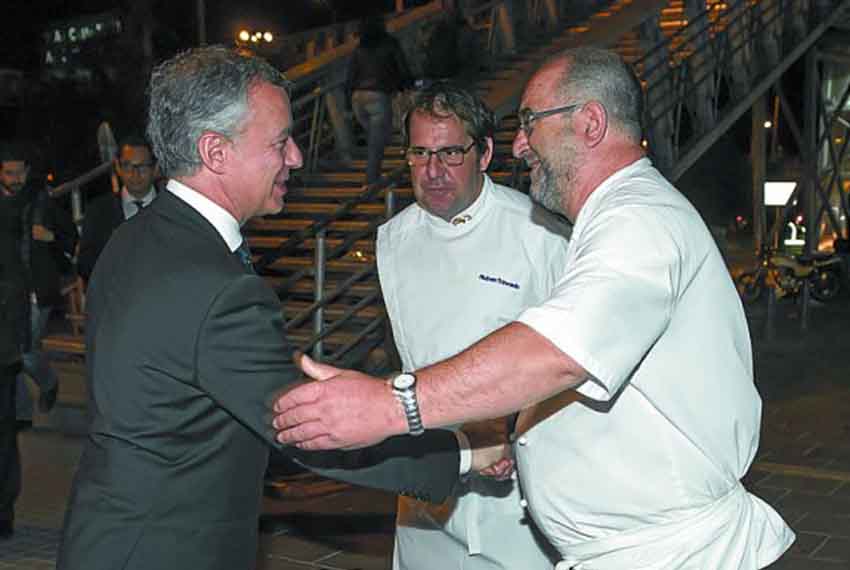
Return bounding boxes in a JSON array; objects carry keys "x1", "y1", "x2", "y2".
[
  {"x1": 520, "y1": 499, "x2": 528, "y2": 508},
  {"x1": 517, "y1": 436, "x2": 528, "y2": 446}
]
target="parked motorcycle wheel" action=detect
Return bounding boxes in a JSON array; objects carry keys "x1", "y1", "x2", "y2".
[
  {"x1": 736, "y1": 271, "x2": 763, "y2": 304},
  {"x1": 810, "y1": 268, "x2": 841, "y2": 302}
]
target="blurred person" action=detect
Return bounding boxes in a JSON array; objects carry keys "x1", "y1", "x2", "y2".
[
  {"x1": 77, "y1": 134, "x2": 159, "y2": 283},
  {"x1": 0, "y1": 250, "x2": 28, "y2": 542},
  {"x1": 382, "y1": 81, "x2": 568, "y2": 569},
  {"x1": 57, "y1": 46, "x2": 507, "y2": 570},
  {"x1": 347, "y1": 14, "x2": 413, "y2": 185},
  {"x1": 0, "y1": 142, "x2": 77, "y2": 419},
  {"x1": 275, "y1": 48, "x2": 795, "y2": 569}
]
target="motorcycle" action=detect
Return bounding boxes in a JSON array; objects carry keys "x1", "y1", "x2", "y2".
[{"x1": 736, "y1": 248, "x2": 843, "y2": 304}]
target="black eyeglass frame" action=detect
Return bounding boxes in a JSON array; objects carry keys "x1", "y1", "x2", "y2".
[
  {"x1": 517, "y1": 102, "x2": 584, "y2": 136},
  {"x1": 404, "y1": 141, "x2": 478, "y2": 167},
  {"x1": 118, "y1": 162, "x2": 156, "y2": 174}
]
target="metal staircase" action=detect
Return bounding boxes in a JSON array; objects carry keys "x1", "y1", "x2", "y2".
[{"x1": 44, "y1": 0, "x2": 850, "y2": 379}]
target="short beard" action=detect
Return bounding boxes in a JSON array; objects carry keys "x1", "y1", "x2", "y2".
[{"x1": 529, "y1": 153, "x2": 571, "y2": 218}]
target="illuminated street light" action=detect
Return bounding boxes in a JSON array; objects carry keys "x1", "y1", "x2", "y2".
[
  {"x1": 236, "y1": 29, "x2": 274, "y2": 46},
  {"x1": 763, "y1": 120, "x2": 773, "y2": 129}
]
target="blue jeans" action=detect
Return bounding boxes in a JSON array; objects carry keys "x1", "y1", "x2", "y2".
[
  {"x1": 352, "y1": 90, "x2": 393, "y2": 185},
  {"x1": 16, "y1": 303, "x2": 58, "y2": 420}
]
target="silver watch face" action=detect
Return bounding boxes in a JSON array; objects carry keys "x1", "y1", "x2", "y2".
[{"x1": 393, "y1": 373, "x2": 416, "y2": 390}]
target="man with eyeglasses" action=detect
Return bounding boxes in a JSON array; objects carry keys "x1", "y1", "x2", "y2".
[
  {"x1": 378, "y1": 81, "x2": 568, "y2": 569},
  {"x1": 275, "y1": 48, "x2": 795, "y2": 569},
  {"x1": 77, "y1": 134, "x2": 159, "y2": 283}
]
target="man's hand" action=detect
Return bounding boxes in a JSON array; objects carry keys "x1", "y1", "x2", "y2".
[
  {"x1": 464, "y1": 418, "x2": 515, "y2": 481},
  {"x1": 32, "y1": 224, "x2": 55, "y2": 242},
  {"x1": 273, "y1": 354, "x2": 407, "y2": 450}
]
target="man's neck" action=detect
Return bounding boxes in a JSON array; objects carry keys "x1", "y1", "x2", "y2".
[{"x1": 567, "y1": 144, "x2": 645, "y2": 221}]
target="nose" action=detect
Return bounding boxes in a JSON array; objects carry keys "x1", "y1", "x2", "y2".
[
  {"x1": 512, "y1": 129, "x2": 529, "y2": 159},
  {"x1": 285, "y1": 138, "x2": 303, "y2": 170},
  {"x1": 424, "y1": 152, "x2": 446, "y2": 179}
]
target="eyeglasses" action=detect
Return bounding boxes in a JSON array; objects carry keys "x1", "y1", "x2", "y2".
[
  {"x1": 118, "y1": 162, "x2": 155, "y2": 174},
  {"x1": 405, "y1": 141, "x2": 477, "y2": 167},
  {"x1": 517, "y1": 103, "x2": 583, "y2": 137}
]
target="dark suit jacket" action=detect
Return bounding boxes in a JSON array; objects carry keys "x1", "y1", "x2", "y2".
[
  {"x1": 76, "y1": 192, "x2": 125, "y2": 283},
  {"x1": 57, "y1": 190, "x2": 459, "y2": 570}
]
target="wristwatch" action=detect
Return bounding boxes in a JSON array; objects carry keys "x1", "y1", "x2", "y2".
[{"x1": 390, "y1": 372, "x2": 425, "y2": 436}]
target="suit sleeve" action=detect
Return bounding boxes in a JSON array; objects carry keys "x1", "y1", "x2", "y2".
[
  {"x1": 197, "y1": 274, "x2": 460, "y2": 503},
  {"x1": 77, "y1": 202, "x2": 105, "y2": 282}
]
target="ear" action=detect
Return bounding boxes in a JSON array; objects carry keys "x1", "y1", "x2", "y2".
[
  {"x1": 478, "y1": 137, "x2": 494, "y2": 172},
  {"x1": 578, "y1": 101, "x2": 608, "y2": 148},
  {"x1": 197, "y1": 131, "x2": 230, "y2": 175}
]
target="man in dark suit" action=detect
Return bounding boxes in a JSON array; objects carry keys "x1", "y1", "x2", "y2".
[
  {"x1": 77, "y1": 134, "x2": 159, "y2": 283},
  {"x1": 57, "y1": 46, "x2": 505, "y2": 570}
]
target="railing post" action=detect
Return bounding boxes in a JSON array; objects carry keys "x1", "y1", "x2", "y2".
[
  {"x1": 70, "y1": 187, "x2": 83, "y2": 233},
  {"x1": 313, "y1": 229, "x2": 326, "y2": 361},
  {"x1": 385, "y1": 186, "x2": 396, "y2": 220},
  {"x1": 324, "y1": 68, "x2": 355, "y2": 160}
]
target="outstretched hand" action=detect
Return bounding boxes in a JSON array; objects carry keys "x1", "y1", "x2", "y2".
[{"x1": 272, "y1": 354, "x2": 406, "y2": 450}]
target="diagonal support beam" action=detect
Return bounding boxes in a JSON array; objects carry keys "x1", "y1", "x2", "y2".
[{"x1": 670, "y1": 0, "x2": 850, "y2": 181}]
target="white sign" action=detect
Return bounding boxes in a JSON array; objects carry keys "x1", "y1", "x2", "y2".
[{"x1": 764, "y1": 181, "x2": 797, "y2": 206}]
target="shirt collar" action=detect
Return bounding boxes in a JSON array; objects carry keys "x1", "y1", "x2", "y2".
[
  {"x1": 121, "y1": 186, "x2": 157, "y2": 207},
  {"x1": 166, "y1": 179, "x2": 243, "y2": 252},
  {"x1": 424, "y1": 174, "x2": 493, "y2": 232}
]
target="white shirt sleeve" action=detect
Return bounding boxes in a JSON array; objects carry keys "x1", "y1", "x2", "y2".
[
  {"x1": 518, "y1": 206, "x2": 677, "y2": 400},
  {"x1": 454, "y1": 430, "x2": 472, "y2": 475}
]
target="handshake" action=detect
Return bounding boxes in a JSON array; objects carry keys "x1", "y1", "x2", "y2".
[{"x1": 463, "y1": 417, "x2": 517, "y2": 481}]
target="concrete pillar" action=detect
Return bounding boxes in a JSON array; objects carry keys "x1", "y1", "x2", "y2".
[
  {"x1": 543, "y1": 0, "x2": 559, "y2": 26},
  {"x1": 751, "y1": 95, "x2": 767, "y2": 254},
  {"x1": 496, "y1": 3, "x2": 516, "y2": 54}
]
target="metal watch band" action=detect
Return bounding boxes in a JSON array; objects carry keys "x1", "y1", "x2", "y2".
[{"x1": 391, "y1": 373, "x2": 425, "y2": 436}]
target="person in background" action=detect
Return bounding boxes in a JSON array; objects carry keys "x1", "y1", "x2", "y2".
[
  {"x1": 77, "y1": 134, "x2": 159, "y2": 284},
  {"x1": 382, "y1": 81, "x2": 567, "y2": 569},
  {"x1": 0, "y1": 142, "x2": 76, "y2": 420},
  {"x1": 347, "y1": 14, "x2": 413, "y2": 185}
]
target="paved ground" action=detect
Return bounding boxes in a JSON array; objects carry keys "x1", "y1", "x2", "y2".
[{"x1": 4, "y1": 233, "x2": 850, "y2": 569}]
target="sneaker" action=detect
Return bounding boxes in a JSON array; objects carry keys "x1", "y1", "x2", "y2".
[{"x1": 38, "y1": 385, "x2": 58, "y2": 413}]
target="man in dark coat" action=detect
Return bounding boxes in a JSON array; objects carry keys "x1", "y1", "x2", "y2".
[
  {"x1": 0, "y1": 143, "x2": 76, "y2": 419},
  {"x1": 57, "y1": 46, "x2": 505, "y2": 570},
  {"x1": 77, "y1": 134, "x2": 159, "y2": 283}
]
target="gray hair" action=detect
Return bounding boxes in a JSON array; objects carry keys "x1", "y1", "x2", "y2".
[
  {"x1": 552, "y1": 47, "x2": 643, "y2": 141},
  {"x1": 147, "y1": 45, "x2": 292, "y2": 178}
]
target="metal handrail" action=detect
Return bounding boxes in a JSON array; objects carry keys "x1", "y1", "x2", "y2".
[{"x1": 636, "y1": 0, "x2": 849, "y2": 178}]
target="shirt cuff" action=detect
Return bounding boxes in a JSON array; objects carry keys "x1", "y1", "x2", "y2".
[{"x1": 455, "y1": 430, "x2": 472, "y2": 475}]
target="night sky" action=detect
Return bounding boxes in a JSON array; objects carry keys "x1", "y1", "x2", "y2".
[{"x1": 1, "y1": 0, "x2": 394, "y2": 71}]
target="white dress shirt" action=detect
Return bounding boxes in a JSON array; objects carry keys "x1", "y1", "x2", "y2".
[
  {"x1": 379, "y1": 175, "x2": 570, "y2": 570},
  {"x1": 121, "y1": 186, "x2": 158, "y2": 220},
  {"x1": 166, "y1": 180, "x2": 242, "y2": 252},
  {"x1": 516, "y1": 158, "x2": 794, "y2": 569}
]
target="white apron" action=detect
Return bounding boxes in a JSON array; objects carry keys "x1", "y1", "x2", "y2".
[{"x1": 378, "y1": 176, "x2": 570, "y2": 570}]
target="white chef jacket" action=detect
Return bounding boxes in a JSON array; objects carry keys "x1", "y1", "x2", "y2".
[
  {"x1": 378, "y1": 175, "x2": 570, "y2": 570},
  {"x1": 515, "y1": 158, "x2": 794, "y2": 569}
]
